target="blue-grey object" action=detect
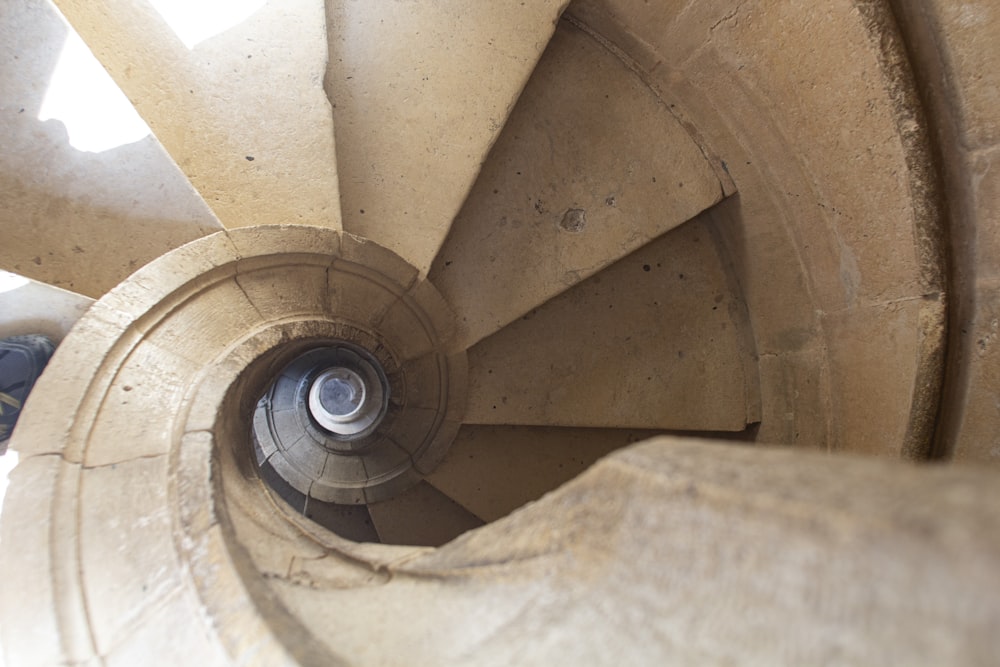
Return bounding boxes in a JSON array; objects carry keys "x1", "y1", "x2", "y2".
[{"x1": 0, "y1": 334, "x2": 55, "y2": 451}]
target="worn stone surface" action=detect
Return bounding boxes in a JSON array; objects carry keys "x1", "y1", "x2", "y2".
[
  {"x1": 367, "y1": 481, "x2": 483, "y2": 547},
  {"x1": 822, "y1": 300, "x2": 923, "y2": 457},
  {"x1": 0, "y1": 456, "x2": 81, "y2": 666},
  {"x1": 429, "y1": 20, "x2": 725, "y2": 351},
  {"x1": 4, "y1": 0, "x2": 1000, "y2": 664},
  {"x1": 565, "y1": 0, "x2": 944, "y2": 456},
  {"x1": 5, "y1": 301, "x2": 132, "y2": 460},
  {"x1": 79, "y1": 457, "x2": 181, "y2": 655},
  {"x1": 946, "y1": 282, "x2": 1000, "y2": 463},
  {"x1": 83, "y1": 341, "x2": 203, "y2": 466},
  {"x1": 268, "y1": 438, "x2": 1000, "y2": 665},
  {"x1": 424, "y1": 425, "x2": 658, "y2": 523},
  {"x1": 142, "y1": 277, "x2": 263, "y2": 366},
  {"x1": 51, "y1": 0, "x2": 341, "y2": 230},
  {"x1": 754, "y1": 343, "x2": 831, "y2": 449},
  {"x1": 103, "y1": 589, "x2": 228, "y2": 667},
  {"x1": 889, "y1": 2, "x2": 1000, "y2": 462},
  {"x1": 326, "y1": 0, "x2": 568, "y2": 274},
  {"x1": 0, "y1": 0, "x2": 221, "y2": 298},
  {"x1": 463, "y1": 212, "x2": 756, "y2": 430},
  {"x1": 918, "y1": 1, "x2": 1000, "y2": 150}
]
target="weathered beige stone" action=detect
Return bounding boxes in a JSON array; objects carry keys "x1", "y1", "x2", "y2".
[
  {"x1": 0, "y1": 0, "x2": 221, "y2": 298},
  {"x1": 463, "y1": 212, "x2": 756, "y2": 430},
  {"x1": 258, "y1": 438, "x2": 1000, "y2": 665},
  {"x1": 84, "y1": 341, "x2": 202, "y2": 467},
  {"x1": 78, "y1": 456, "x2": 181, "y2": 655},
  {"x1": 339, "y1": 233, "x2": 419, "y2": 291},
  {"x1": 225, "y1": 474, "x2": 333, "y2": 574},
  {"x1": 368, "y1": 481, "x2": 483, "y2": 547},
  {"x1": 424, "y1": 425, "x2": 658, "y2": 522},
  {"x1": 920, "y1": 1, "x2": 1000, "y2": 150},
  {"x1": 228, "y1": 225, "x2": 343, "y2": 263},
  {"x1": 890, "y1": 1, "x2": 1000, "y2": 462},
  {"x1": 51, "y1": 0, "x2": 342, "y2": 231},
  {"x1": 969, "y1": 147, "x2": 1000, "y2": 281},
  {"x1": 573, "y1": 0, "x2": 944, "y2": 455},
  {"x1": 326, "y1": 0, "x2": 569, "y2": 274},
  {"x1": 143, "y1": 278, "x2": 264, "y2": 365},
  {"x1": 823, "y1": 300, "x2": 924, "y2": 456},
  {"x1": 0, "y1": 456, "x2": 88, "y2": 666},
  {"x1": 237, "y1": 262, "x2": 333, "y2": 321},
  {"x1": 104, "y1": 589, "x2": 228, "y2": 667},
  {"x1": 6, "y1": 301, "x2": 132, "y2": 460},
  {"x1": 754, "y1": 343, "x2": 832, "y2": 449},
  {"x1": 6, "y1": 0, "x2": 1000, "y2": 663},
  {"x1": 186, "y1": 526, "x2": 313, "y2": 665},
  {"x1": 326, "y1": 266, "x2": 402, "y2": 329},
  {"x1": 98, "y1": 230, "x2": 241, "y2": 326},
  {"x1": 429, "y1": 20, "x2": 726, "y2": 351},
  {"x1": 946, "y1": 281, "x2": 1000, "y2": 464},
  {"x1": 376, "y1": 298, "x2": 438, "y2": 362}
]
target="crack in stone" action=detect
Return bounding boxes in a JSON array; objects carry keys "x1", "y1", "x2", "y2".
[
  {"x1": 80, "y1": 452, "x2": 167, "y2": 470},
  {"x1": 709, "y1": 1, "x2": 749, "y2": 33}
]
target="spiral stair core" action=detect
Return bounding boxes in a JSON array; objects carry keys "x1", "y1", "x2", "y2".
[{"x1": 2, "y1": 0, "x2": 1000, "y2": 664}]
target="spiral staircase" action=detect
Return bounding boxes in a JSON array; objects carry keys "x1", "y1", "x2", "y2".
[{"x1": 3, "y1": 0, "x2": 1000, "y2": 664}]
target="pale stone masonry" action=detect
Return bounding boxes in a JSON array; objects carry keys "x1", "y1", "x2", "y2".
[{"x1": 3, "y1": 0, "x2": 1000, "y2": 663}]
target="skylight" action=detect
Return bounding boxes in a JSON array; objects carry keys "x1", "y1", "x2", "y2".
[
  {"x1": 37, "y1": 28, "x2": 151, "y2": 153},
  {"x1": 148, "y1": 0, "x2": 267, "y2": 49}
]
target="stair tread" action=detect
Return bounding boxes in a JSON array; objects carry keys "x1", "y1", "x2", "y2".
[
  {"x1": 52, "y1": 0, "x2": 342, "y2": 230},
  {"x1": 327, "y1": 0, "x2": 566, "y2": 274},
  {"x1": 429, "y1": 21, "x2": 727, "y2": 352}
]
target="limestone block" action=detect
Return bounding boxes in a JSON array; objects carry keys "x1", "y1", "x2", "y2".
[
  {"x1": 398, "y1": 438, "x2": 1000, "y2": 665},
  {"x1": 143, "y1": 277, "x2": 264, "y2": 366},
  {"x1": 718, "y1": 3, "x2": 923, "y2": 304},
  {"x1": 399, "y1": 352, "x2": 467, "y2": 422},
  {"x1": 327, "y1": 0, "x2": 568, "y2": 273},
  {"x1": 429, "y1": 21, "x2": 725, "y2": 351},
  {"x1": 823, "y1": 300, "x2": 922, "y2": 456},
  {"x1": 221, "y1": 459, "x2": 329, "y2": 566},
  {"x1": 176, "y1": 431, "x2": 215, "y2": 537},
  {"x1": 104, "y1": 590, "x2": 228, "y2": 667},
  {"x1": 970, "y1": 147, "x2": 1000, "y2": 280},
  {"x1": 228, "y1": 225, "x2": 342, "y2": 262},
  {"x1": 339, "y1": 233, "x2": 419, "y2": 293},
  {"x1": 754, "y1": 344, "x2": 831, "y2": 449},
  {"x1": 327, "y1": 267, "x2": 403, "y2": 329},
  {"x1": 380, "y1": 407, "x2": 439, "y2": 458},
  {"x1": 0, "y1": 0, "x2": 221, "y2": 298},
  {"x1": 0, "y1": 456, "x2": 90, "y2": 665},
  {"x1": 424, "y1": 425, "x2": 658, "y2": 522},
  {"x1": 261, "y1": 438, "x2": 1000, "y2": 664},
  {"x1": 52, "y1": 0, "x2": 342, "y2": 230},
  {"x1": 236, "y1": 263, "x2": 333, "y2": 321},
  {"x1": 405, "y1": 278, "x2": 460, "y2": 353},
  {"x1": 184, "y1": 526, "x2": 309, "y2": 665},
  {"x1": 948, "y1": 282, "x2": 1000, "y2": 464},
  {"x1": 377, "y1": 295, "x2": 437, "y2": 362},
  {"x1": 368, "y1": 481, "x2": 483, "y2": 547},
  {"x1": 78, "y1": 456, "x2": 181, "y2": 655},
  {"x1": 463, "y1": 215, "x2": 754, "y2": 431},
  {"x1": 412, "y1": 419, "x2": 463, "y2": 476},
  {"x1": 84, "y1": 340, "x2": 203, "y2": 466},
  {"x1": 99, "y1": 231, "x2": 241, "y2": 326},
  {"x1": 923, "y1": 1, "x2": 1000, "y2": 149},
  {"x1": 567, "y1": 1, "x2": 942, "y2": 454}
]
